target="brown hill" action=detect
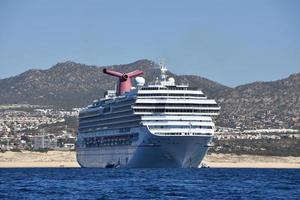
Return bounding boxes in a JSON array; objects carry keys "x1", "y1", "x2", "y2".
[
  {"x1": 217, "y1": 73, "x2": 300, "y2": 129},
  {"x1": 0, "y1": 59, "x2": 299, "y2": 129},
  {"x1": 0, "y1": 59, "x2": 228, "y2": 108}
]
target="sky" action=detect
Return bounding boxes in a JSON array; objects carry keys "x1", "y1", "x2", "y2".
[{"x1": 0, "y1": 0, "x2": 299, "y2": 86}]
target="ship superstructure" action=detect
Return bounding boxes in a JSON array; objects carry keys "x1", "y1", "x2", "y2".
[{"x1": 76, "y1": 63, "x2": 220, "y2": 168}]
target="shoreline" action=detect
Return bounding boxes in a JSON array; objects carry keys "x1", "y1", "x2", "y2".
[
  {"x1": 207, "y1": 162, "x2": 300, "y2": 169},
  {"x1": 203, "y1": 153, "x2": 300, "y2": 169},
  {"x1": 0, "y1": 151, "x2": 299, "y2": 169},
  {"x1": 0, "y1": 162, "x2": 80, "y2": 168},
  {"x1": 1, "y1": 162, "x2": 299, "y2": 169}
]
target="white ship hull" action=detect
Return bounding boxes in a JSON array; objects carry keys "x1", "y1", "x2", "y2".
[
  {"x1": 76, "y1": 127, "x2": 212, "y2": 168},
  {"x1": 77, "y1": 64, "x2": 220, "y2": 168}
]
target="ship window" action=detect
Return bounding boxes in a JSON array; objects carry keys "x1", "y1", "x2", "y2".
[
  {"x1": 103, "y1": 107, "x2": 110, "y2": 113},
  {"x1": 138, "y1": 93, "x2": 205, "y2": 97},
  {"x1": 133, "y1": 108, "x2": 219, "y2": 113},
  {"x1": 134, "y1": 103, "x2": 218, "y2": 107}
]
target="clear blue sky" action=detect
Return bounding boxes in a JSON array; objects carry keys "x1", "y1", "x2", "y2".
[{"x1": 0, "y1": 0, "x2": 299, "y2": 86}]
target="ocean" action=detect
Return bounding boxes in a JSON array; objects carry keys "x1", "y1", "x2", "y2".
[{"x1": 0, "y1": 168, "x2": 299, "y2": 200}]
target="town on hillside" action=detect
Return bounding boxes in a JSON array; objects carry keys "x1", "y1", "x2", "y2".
[
  {"x1": 0, "y1": 104, "x2": 78, "y2": 151},
  {"x1": 0, "y1": 104, "x2": 299, "y2": 156}
]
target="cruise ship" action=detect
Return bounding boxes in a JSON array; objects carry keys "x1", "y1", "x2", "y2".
[{"x1": 76, "y1": 63, "x2": 220, "y2": 168}]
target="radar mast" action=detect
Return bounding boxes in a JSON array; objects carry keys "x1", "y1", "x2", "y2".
[{"x1": 159, "y1": 59, "x2": 168, "y2": 86}]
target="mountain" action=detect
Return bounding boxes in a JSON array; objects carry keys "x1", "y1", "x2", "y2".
[
  {"x1": 217, "y1": 73, "x2": 300, "y2": 129},
  {"x1": 0, "y1": 59, "x2": 299, "y2": 129},
  {"x1": 0, "y1": 59, "x2": 228, "y2": 108}
]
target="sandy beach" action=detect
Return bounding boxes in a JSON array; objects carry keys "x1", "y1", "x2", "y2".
[
  {"x1": 203, "y1": 153, "x2": 300, "y2": 169},
  {"x1": 0, "y1": 150, "x2": 80, "y2": 168},
  {"x1": 0, "y1": 151, "x2": 299, "y2": 168}
]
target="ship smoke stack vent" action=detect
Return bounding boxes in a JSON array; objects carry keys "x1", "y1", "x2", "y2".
[{"x1": 103, "y1": 68, "x2": 144, "y2": 95}]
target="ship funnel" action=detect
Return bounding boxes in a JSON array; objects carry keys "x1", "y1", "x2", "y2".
[{"x1": 103, "y1": 68, "x2": 144, "y2": 95}]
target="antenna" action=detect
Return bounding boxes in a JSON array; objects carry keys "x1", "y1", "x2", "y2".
[
  {"x1": 158, "y1": 58, "x2": 168, "y2": 86},
  {"x1": 149, "y1": 59, "x2": 175, "y2": 86},
  {"x1": 103, "y1": 68, "x2": 144, "y2": 95}
]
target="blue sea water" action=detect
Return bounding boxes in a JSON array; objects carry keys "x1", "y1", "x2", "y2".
[{"x1": 0, "y1": 168, "x2": 299, "y2": 200}]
